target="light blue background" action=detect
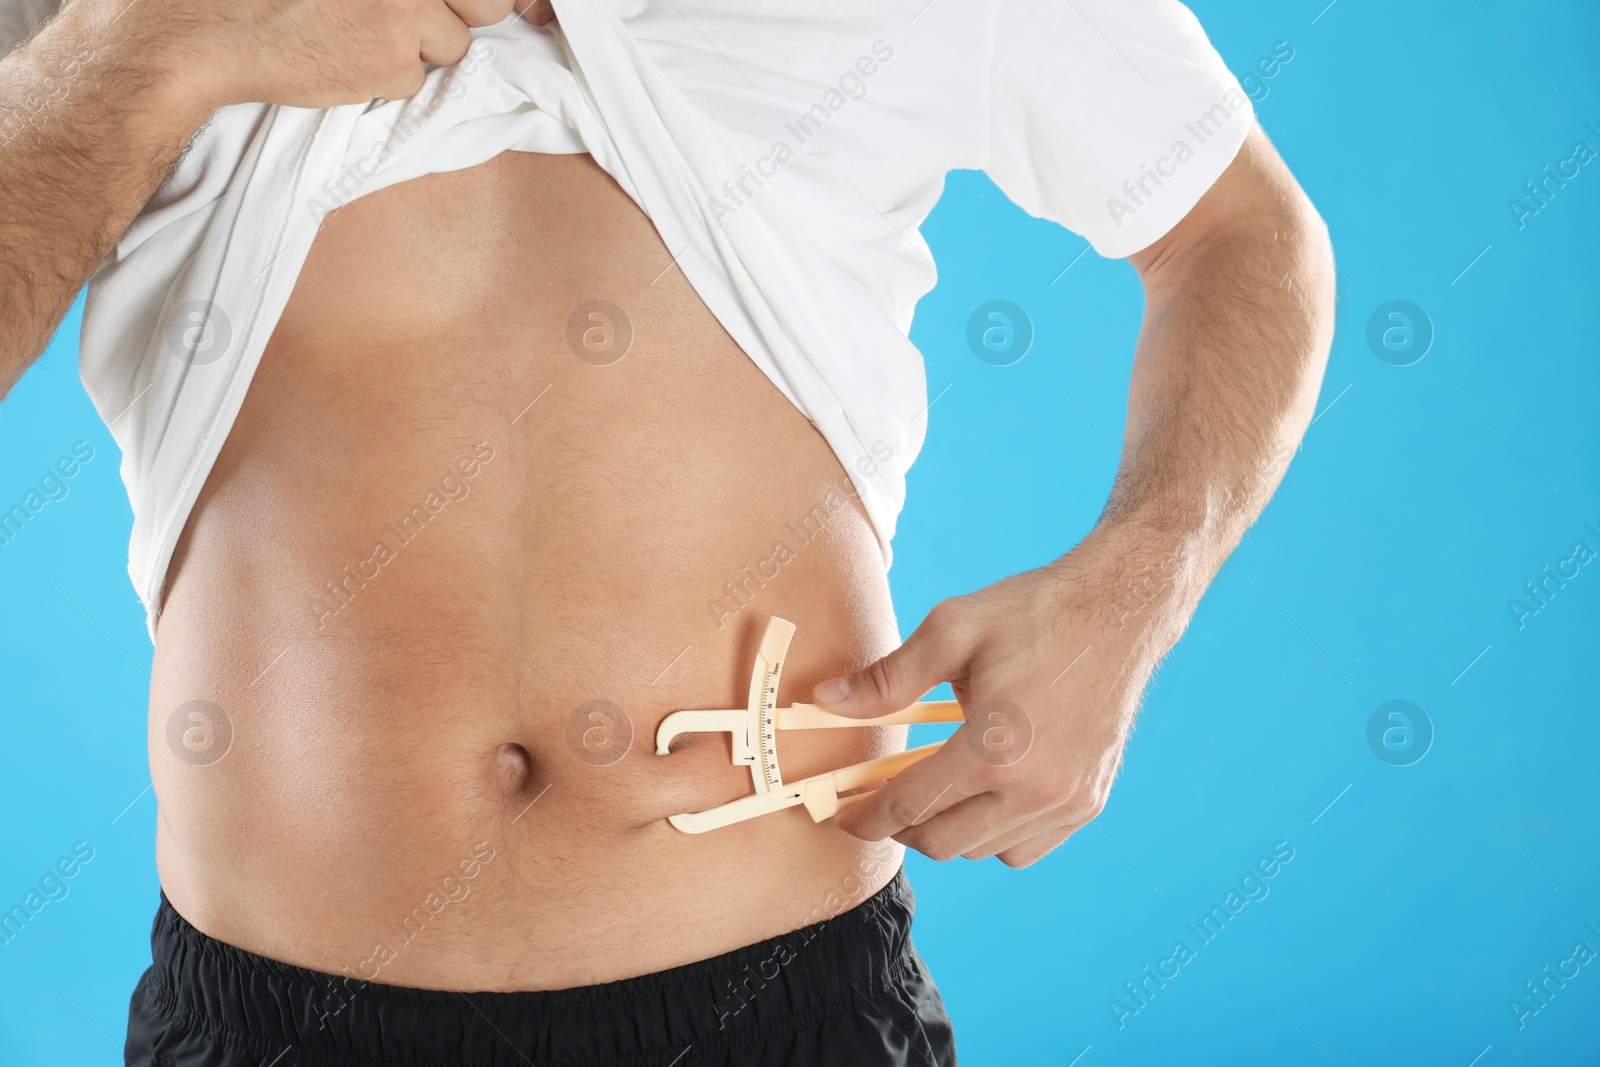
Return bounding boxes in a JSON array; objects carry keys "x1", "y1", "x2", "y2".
[{"x1": 2, "y1": 0, "x2": 1597, "y2": 1063}]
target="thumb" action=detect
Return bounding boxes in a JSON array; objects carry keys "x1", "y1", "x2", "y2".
[{"x1": 810, "y1": 611, "x2": 956, "y2": 718}]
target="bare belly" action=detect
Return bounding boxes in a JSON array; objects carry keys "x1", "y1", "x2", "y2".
[{"x1": 148, "y1": 150, "x2": 906, "y2": 991}]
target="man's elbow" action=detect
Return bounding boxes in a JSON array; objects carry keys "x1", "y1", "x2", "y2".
[
  {"x1": 1284, "y1": 184, "x2": 1336, "y2": 326},
  {"x1": 1211, "y1": 145, "x2": 1337, "y2": 331},
  {"x1": 1289, "y1": 177, "x2": 1334, "y2": 276},
  {"x1": 1133, "y1": 124, "x2": 1334, "y2": 308},
  {"x1": 1246, "y1": 128, "x2": 1336, "y2": 313}
]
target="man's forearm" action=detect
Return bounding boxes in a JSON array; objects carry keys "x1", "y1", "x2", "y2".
[
  {"x1": 1075, "y1": 130, "x2": 1336, "y2": 646},
  {"x1": 817, "y1": 162, "x2": 1335, "y2": 863},
  {"x1": 0, "y1": 0, "x2": 211, "y2": 395}
]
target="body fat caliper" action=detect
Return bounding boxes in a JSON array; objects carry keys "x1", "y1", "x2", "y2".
[{"x1": 655, "y1": 616, "x2": 964, "y2": 833}]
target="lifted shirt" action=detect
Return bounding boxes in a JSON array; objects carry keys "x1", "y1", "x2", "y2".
[{"x1": 55, "y1": 0, "x2": 1252, "y2": 640}]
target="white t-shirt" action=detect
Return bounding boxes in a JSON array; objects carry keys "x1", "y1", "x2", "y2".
[{"x1": 13, "y1": 0, "x2": 1253, "y2": 639}]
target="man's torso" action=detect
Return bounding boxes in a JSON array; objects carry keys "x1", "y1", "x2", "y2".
[{"x1": 149, "y1": 149, "x2": 909, "y2": 990}]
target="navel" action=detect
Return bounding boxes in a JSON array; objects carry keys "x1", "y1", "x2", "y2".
[{"x1": 495, "y1": 742, "x2": 535, "y2": 795}]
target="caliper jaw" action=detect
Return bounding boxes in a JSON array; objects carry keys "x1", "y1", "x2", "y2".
[
  {"x1": 654, "y1": 709, "x2": 754, "y2": 765},
  {"x1": 654, "y1": 616, "x2": 963, "y2": 834}
]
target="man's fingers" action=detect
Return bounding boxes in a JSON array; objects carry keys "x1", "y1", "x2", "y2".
[
  {"x1": 891, "y1": 790, "x2": 1039, "y2": 862},
  {"x1": 996, "y1": 823, "x2": 1080, "y2": 869},
  {"x1": 833, "y1": 742, "x2": 975, "y2": 841},
  {"x1": 892, "y1": 754, "x2": 1093, "y2": 861},
  {"x1": 417, "y1": 3, "x2": 474, "y2": 67},
  {"x1": 517, "y1": 0, "x2": 556, "y2": 25},
  {"x1": 445, "y1": 0, "x2": 515, "y2": 27},
  {"x1": 962, "y1": 802, "x2": 1093, "y2": 861},
  {"x1": 811, "y1": 604, "x2": 961, "y2": 718}
]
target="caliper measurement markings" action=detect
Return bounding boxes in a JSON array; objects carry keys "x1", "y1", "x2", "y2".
[{"x1": 759, "y1": 659, "x2": 783, "y2": 788}]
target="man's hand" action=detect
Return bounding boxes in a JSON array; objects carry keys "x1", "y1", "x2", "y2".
[
  {"x1": 0, "y1": 0, "x2": 554, "y2": 393},
  {"x1": 812, "y1": 125, "x2": 1335, "y2": 868},
  {"x1": 812, "y1": 524, "x2": 1189, "y2": 869},
  {"x1": 150, "y1": 0, "x2": 553, "y2": 111}
]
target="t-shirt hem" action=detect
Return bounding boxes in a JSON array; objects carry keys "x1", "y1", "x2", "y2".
[{"x1": 1086, "y1": 107, "x2": 1254, "y2": 261}]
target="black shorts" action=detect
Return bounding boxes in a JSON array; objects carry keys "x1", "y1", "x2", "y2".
[{"x1": 124, "y1": 866, "x2": 957, "y2": 1066}]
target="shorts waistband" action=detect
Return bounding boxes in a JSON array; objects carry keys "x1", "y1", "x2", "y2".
[{"x1": 141, "y1": 867, "x2": 919, "y2": 1066}]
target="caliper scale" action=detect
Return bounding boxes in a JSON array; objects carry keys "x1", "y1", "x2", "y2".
[{"x1": 656, "y1": 616, "x2": 965, "y2": 833}]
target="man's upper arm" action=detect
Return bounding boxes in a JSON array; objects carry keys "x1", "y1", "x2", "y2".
[{"x1": 0, "y1": 0, "x2": 62, "y2": 57}]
